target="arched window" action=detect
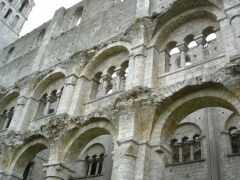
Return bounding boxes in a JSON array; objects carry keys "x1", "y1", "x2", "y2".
[
  {"x1": 0, "y1": 2, "x2": 5, "y2": 12},
  {"x1": 193, "y1": 134, "x2": 202, "y2": 160},
  {"x1": 4, "y1": 47, "x2": 15, "y2": 63},
  {"x1": 90, "y1": 72, "x2": 103, "y2": 100},
  {"x1": 36, "y1": 28, "x2": 46, "y2": 47},
  {"x1": 85, "y1": 154, "x2": 105, "y2": 176},
  {"x1": 35, "y1": 93, "x2": 47, "y2": 118},
  {"x1": 19, "y1": 0, "x2": 29, "y2": 12},
  {"x1": 165, "y1": 41, "x2": 180, "y2": 72},
  {"x1": 229, "y1": 127, "x2": 240, "y2": 154},
  {"x1": 23, "y1": 161, "x2": 35, "y2": 180},
  {"x1": 171, "y1": 139, "x2": 179, "y2": 163},
  {"x1": 11, "y1": 15, "x2": 19, "y2": 28},
  {"x1": 4, "y1": 8, "x2": 12, "y2": 19},
  {"x1": 74, "y1": 6, "x2": 83, "y2": 26},
  {"x1": 182, "y1": 137, "x2": 190, "y2": 162}
]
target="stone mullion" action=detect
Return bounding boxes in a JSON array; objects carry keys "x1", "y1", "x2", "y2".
[
  {"x1": 194, "y1": 34, "x2": 206, "y2": 62},
  {"x1": 190, "y1": 142, "x2": 194, "y2": 161},
  {"x1": 114, "y1": 68, "x2": 125, "y2": 92},
  {"x1": 101, "y1": 74, "x2": 111, "y2": 96},
  {"x1": 3, "y1": 111, "x2": 10, "y2": 130},
  {"x1": 178, "y1": 144, "x2": 183, "y2": 163},
  {"x1": 8, "y1": 96, "x2": 27, "y2": 130},
  {"x1": 177, "y1": 42, "x2": 188, "y2": 68},
  {"x1": 43, "y1": 95, "x2": 52, "y2": 116}
]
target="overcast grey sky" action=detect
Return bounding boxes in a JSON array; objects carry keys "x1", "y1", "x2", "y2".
[{"x1": 20, "y1": 0, "x2": 81, "y2": 36}]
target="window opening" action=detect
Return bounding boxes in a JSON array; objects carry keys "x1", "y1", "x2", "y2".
[{"x1": 4, "y1": 8, "x2": 12, "y2": 19}]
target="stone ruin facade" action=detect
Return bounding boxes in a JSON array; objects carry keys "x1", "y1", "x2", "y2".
[{"x1": 0, "y1": 0, "x2": 240, "y2": 179}]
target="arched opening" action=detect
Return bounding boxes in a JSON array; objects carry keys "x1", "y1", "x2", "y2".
[
  {"x1": 73, "y1": 6, "x2": 83, "y2": 26},
  {"x1": 36, "y1": 28, "x2": 46, "y2": 47},
  {"x1": 4, "y1": 8, "x2": 12, "y2": 19},
  {"x1": 19, "y1": 0, "x2": 29, "y2": 13},
  {"x1": 11, "y1": 15, "x2": 19, "y2": 28},
  {"x1": 10, "y1": 140, "x2": 49, "y2": 180},
  {"x1": 229, "y1": 127, "x2": 240, "y2": 154},
  {"x1": 64, "y1": 126, "x2": 115, "y2": 180},
  {"x1": 90, "y1": 72, "x2": 103, "y2": 100},
  {"x1": 35, "y1": 93, "x2": 47, "y2": 118},
  {"x1": 4, "y1": 47, "x2": 15, "y2": 62},
  {"x1": 165, "y1": 41, "x2": 180, "y2": 72},
  {"x1": 0, "y1": 2, "x2": 5, "y2": 12}
]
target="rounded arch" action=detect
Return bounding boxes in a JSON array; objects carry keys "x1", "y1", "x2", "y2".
[
  {"x1": 150, "y1": 6, "x2": 224, "y2": 50},
  {"x1": 0, "y1": 89, "x2": 19, "y2": 112},
  {"x1": 82, "y1": 42, "x2": 131, "y2": 78},
  {"x1": 150, "y1": 86, "x2": 240, "y2": 144},
  {"x1": 8, "y1": 136, "x2": 49, "y2": 173},
  {"x1": 32, "y1": 71, "x2": 66, "y2": 99},
  {"x1": 225, "y1": 113, "x2": 240, "y2": 131},
  {"x1": 63, "y1": 120, "x2": 117, "y2": 166},
  {"x1": 230, "y1": 15, "x2": 240, "y2": 25}
]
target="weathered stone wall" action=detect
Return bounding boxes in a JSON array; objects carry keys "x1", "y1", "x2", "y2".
[{"x1": 0, "y1": 0, "x2": 240, "y2": 180}]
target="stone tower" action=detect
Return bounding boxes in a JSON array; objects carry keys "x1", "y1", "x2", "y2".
[{"x1": 0, "y1": 0, "x2": 35, "y2": 51}]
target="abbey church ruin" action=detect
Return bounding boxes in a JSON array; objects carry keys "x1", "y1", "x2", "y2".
[{"x1": 0, "y1": 0, "x2": 240, "y2": 179}]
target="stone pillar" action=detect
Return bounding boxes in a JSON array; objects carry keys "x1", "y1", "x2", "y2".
[
  {"x1": 125, "y1": 55, "x2": 134, "y2": 90},
  {"x1": 116, "y1": 140, "x2": 138, "y2": 180},
  {"x1": 87, "y1": 161, "x2": 92, "y2": 176},
  {"x1": 231, "y1": 16, "x2": 240, "y2": 53},
  {"x1": 133, "y1": 53, "x2": 146, "y2": 87},
  {"x1": 134, "y1": 140, "x2": 151, "y2": 180},
  {"x1": 114, "y1": 68, "x2": 125, "y2": 92},
  {"x1": 178, "y1": 144, "x2": 183, "y2": 163},
  {"x1": 57, "y1": 75, "x2": 77, "y2": 115},
  {"x1": 43, "y1": 95, "x2": 52, "y2": 116},
  {"x1": 190, "y1": 142, "x2": 194, "y2": 161},
  {"x1": 194, "y1": 34, "x2": 206, "y2": 61},
  {"x1": 43, "y1": 162, "x2": 75, "y2": 180},
  {"x1": 8, "y1": 96, "x2": 27, "y2": 130},
  {"x1": 101, "y1": 74, "x2": 111, "y2": 95},
  {"x1": 3, "y1": 111, "x2": 12, "y2": 129},
  {"x1": 177, "y1": 42, "x2": 188, "y2": 68},
  {"x1": 89, "y1": 78, "x2": 100, "y2": 100}
]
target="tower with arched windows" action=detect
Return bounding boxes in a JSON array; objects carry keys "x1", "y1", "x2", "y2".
[{"x1": 0, "y1": 0, "x2": 35, "y2": 51}]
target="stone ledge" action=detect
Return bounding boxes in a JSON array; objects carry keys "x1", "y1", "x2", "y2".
[
  {"x1": 165, "y1": 159, "x2": 205, "y2": 167},
  {"x1": 226, "y1": 153, "x2": 240, "y2": 157}
]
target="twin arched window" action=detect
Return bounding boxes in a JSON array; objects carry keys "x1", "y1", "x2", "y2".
[
  {"x1": 171, "y1": 134, "x2": 202, "y2": 163},
  {"x1": 85, "y1": 154, "x2": 104, "y2": 176}
]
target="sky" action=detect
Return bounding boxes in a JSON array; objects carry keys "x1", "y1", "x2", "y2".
[{"x1": 20, "y1": 0, "x2": 81, "y2": 36}]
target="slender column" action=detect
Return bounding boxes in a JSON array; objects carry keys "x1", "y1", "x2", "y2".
[
  {"x1": 55, "y1": 89, "x2": 62, "y2": 110},
  {"x1": 178, "y1": 144, "x2": 183, "y2": 163},
  {"x1": 87, "y1": 161, "x2": 93, "y2": 176},
  {"x1": 101, "y1": 74, "x2": 111, "y2": 95},
  {"x1": 114, "y1": 68, "x2": 125, "y2": 92},
  {"x1": 3, "y1": 111, "x2": 10, "y2": 130},
  {"x1": 95, "y1": 158, "x2": 100, "y2": 175},
  {"x1": 8, "y1": 96, "x2": 27, "y2": 130},
  {"x1": 177, "y1": 42, "x2": 188, "y2": 68},
  {"x1": 194, "y1": 34, "x2": 206, "y2": 61},
  {"x1": 190, "y1": 142, "x2": 194, "y2": 161},
  {"x1": 57, "y1": 75, "x2": 77, "y2": 114},
  {"x1": 43, "y1": 95, "x2": 52, "y2": 116}
]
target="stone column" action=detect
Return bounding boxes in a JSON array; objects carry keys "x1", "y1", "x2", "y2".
[
  {"x1": 231, "y1": 16, "x2": 240, "y2": 53},
  {"x1": 116, "y1": 140, "x2": 138, "y2": 180},
  {"x1": 43, "y1": 95, "x2": 52, "y2": 116},
  {"x1": 43, "y1": 162, "x2": 75, "y2": 180},
  {"x1": 114, "y1": 68, "x2": 125, "y2": 92},
  {"x1": 8, "y1": 96, "x2": 27, "y2": 130},
  {"x1": 177, "y1": 42, "x2": 188, "y2": 68},
  {"x1": 55, "y1": 89, "x2": 62, "y2": 110},
  {"x1": 101, "y1": 74, "x2": 111, "y2": 95},
  {"x1": 133, "y1": 53, "x2": 146, "y2": 87},
  {"x1": 3, "y1": 111, "x2": 11, "y2": 129},
  {"x1": 178, "y1": 144, "x2": 183, "y2": 163},
  {"x1": 134, "y1": 140, "x2": 151, "y2": 180},
  {"x1": 57, "y1": 75, "x2": 77, "y2": 115},
  {"x1": 194, "y1": 34, "x2": 206, "y2": 62},
  {"x1": 190, "y1": 142, "x2": 194, "y2": 161},
  {"x1": 87, "y1": 161, "x2": 93, "y2": 176}
]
